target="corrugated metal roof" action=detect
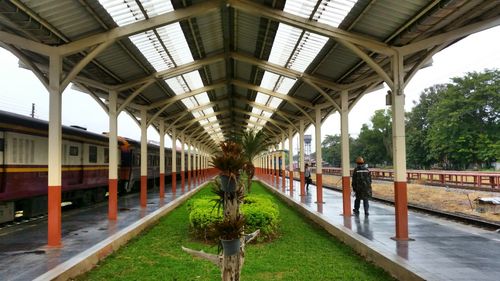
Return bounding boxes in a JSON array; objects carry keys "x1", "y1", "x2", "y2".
[{"x1": 1, "y1": 0, "x2": 498, "y2": 149}]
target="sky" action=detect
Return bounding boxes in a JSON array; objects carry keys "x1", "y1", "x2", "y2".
[{"x1": 1, "y1": 25, "x2": 499, "y2": 153}]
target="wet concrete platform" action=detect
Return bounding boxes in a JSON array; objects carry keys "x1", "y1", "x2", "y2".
[
  {"x1": 0, "y1": 182, "x2": 204, "y2": 281},
  {"x1": 2, "y1": 177, "x2": 500, "y2": 280},
  {"x1": 260, "y1": 176, "x2": 500, "y2": 281}
]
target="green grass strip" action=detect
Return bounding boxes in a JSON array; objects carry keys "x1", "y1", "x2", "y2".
[{"x1": 78, "y1": 182, "x2": 395, "y2": 281}]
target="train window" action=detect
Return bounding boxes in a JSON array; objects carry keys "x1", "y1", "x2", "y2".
[
  {"x1": 69, "y1": 146, "x2": 79, "y2": 156},
  {"x1": 0, "y1": 138, "x2": 4, "y2": 151},
  {"x1": 104, "y1": 148, "x2": 109, "y2": 163},
  {"x1": 89, "y1": 145, "x2": 97, "y2": 163}
]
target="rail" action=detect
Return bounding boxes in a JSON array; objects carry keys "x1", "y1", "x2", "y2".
[{"x1": 309, "y1": 168, "x2": 500, "y2": 189}]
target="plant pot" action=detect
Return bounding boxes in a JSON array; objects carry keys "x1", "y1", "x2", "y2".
[
  {"x1": 221, "y1": 238, "x2": 240, "y2": 256},
  {"x1": 220, "y1": 175, "x2": 237, "y2": 193}
]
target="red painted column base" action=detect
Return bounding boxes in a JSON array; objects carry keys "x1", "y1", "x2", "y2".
[
  {"x1": 188, "y1": 172, "x2": 191, "y2": 190},
  {"x1": 342, "y1": 176, "x2": 351, "y2": 216},
  {"x1": 181, "y1": 172, "x2": 185, "y2": 192},
  {"x1": 108, "y1": 179, "x2": 118, "y2": 220},
  {"x1": 141, "y1": 176, "x2": 147, "y2": 207},
  {"x1": 159, "y1": 173, "x2": 165, "y2": 199},
  {"x1": 300, "y1": 172, "x2": 305, "y2": 196},
  {"x1": 394, "y1": 181, "x2": 410, "y2": 240},
  {"x1": 172, "y1": 173, "x2": 177, "y2": 194},
  {"x1": 289, "y1": 171, "x2": 294, "y2": 195},
  {"x1": 316, "y1": 173, "x2": 323, "y2": 203},
  {"x1": 282, "y1": 170, "x2": 286, "y2": 192},
  {"x1": 48, "y1": 186, "x2": 62, "y2": 247}
]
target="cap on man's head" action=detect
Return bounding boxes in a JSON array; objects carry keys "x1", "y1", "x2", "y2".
[{"x1": 355, "y1": 156, "x2": 364, "y2": 164}]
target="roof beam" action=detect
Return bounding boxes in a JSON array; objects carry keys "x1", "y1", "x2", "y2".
[
  {"x1": 0, "y1": 31, "x2": 54, "y2": 55},
  {"x1": 149, "y1": 81, "x2": 226, "y2": 109},
  {"x1": 57, "y1": 0, "x2": 220, "y2": 55},
  {"x1": 231, "y1": 80, "x2": 313, "y2": 109},
  {"x1": 228, "y1": 0, "x2": 395, "y2": 56},
  {"x1": 116, "y1": 54, "x2": 225, "y2": 91},
  {"x1": 398, "y1": 17, "x2": 500, "y2": 55},
  {"x1": 231, "y1": 52, "x2": 343, "y2": 91}
]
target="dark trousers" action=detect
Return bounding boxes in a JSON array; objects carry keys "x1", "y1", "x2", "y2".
[{"x1": 354, "y1": 198, "x2": 369, "y2": 214}]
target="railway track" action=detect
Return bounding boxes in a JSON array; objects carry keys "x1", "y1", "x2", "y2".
[{"x1": 321, "y1": 183, "x2": 500, "y2": 231}]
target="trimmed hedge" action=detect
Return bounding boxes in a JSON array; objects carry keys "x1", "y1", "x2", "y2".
[{"x1": 187, "y1": 193, "x2": 279, "y2": 241}]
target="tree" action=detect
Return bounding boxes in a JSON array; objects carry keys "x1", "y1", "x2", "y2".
[
  {"x1": 322, "y1": 135, "x2": 341, "y2": 166},
  {"x1": 426, "y1": 69, "x2": 500, "y2": 169},
  {"x1": 355, "y1": 109, "x2": 392, "y2": 166},
  {"x1": 405, "y1": 84, "x2": 446, "y2": 169}
]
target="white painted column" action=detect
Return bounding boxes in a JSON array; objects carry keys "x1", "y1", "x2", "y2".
[
  {"x1": 288, "y1": 128, "x2": 294, "y2": 192},
  {"x1": 159, "y1": 120, "x2": 165, "y2": 198},
  {"x1": 108, "y1": 91, "x2": 118, "y2": 219},
  {"x1": 281, "y1": 135, "x2": 286, "y2": 190},
  {"x1": 47, "y1": 54, "x2": 62, "y2": 247},
  {"x1": 180, "y1": 134, "x2": 185, "y2": 190},
  {"x1": 392, "y1": 52, "x2": 409, "y2": 240},
  {"x1": 171, "y1": 130, "x2": 177, "y2": 193},
  {"x1": 299, "y1": 120, "x2": 305, "y2": 195},
  {"x1": 340, "y1": 90, "x2": 351, "y2": 215},
  {"x1": 140, "y1": 109, "x2": 148, "y2": 207},
  {"x1": 315, "y1": 107, "x2": 323, "y2": 203},
  {"x1": 188, "y1": 142, "x2": 192, "y2": 188}
]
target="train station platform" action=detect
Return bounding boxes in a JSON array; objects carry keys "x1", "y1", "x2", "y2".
[
  {"x1": 0, "y1": 182, "x2": 203, "y2": 281},
  {"x1": 1, "y1": 177, "x2": 500, "y2": 281},
  {"x1": 259, "y1": 176, "x2": 500, "y2": 281}
]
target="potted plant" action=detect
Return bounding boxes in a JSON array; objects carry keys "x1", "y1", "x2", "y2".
[
  {"x1": 212, "y1": 215, "x2": 245, "y2": 256},
  {"x1": 210, "y1": 141, "x2": 246, "y2": 192}
]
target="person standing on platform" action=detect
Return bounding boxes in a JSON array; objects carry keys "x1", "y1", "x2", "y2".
[
  {"x1": 304, "y1": 163, "x2": 312, "y2": 192},
  {"x1": 352, "y1": 156, "x2": 372, "y2": 216}
]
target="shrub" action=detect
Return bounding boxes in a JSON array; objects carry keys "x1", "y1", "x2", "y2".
[{"x1": 187, "y1": 194, "x2": 279, "y2": 242}]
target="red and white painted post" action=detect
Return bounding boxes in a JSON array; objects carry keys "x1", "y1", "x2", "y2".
[
  {"x1": 299, "y1": 120, "x2": 305, "y2": 196},
  {"x1": 159, "y1": 121, "x2": 165, "y2": 199},
  {"x1": 140, "y1": 109, "x2": 148, "y2": 207},
  {"x1": 289, "y1": 128, "x2": 294, "y2": 195},
  {"x1": 340, "y1": 90, "x2": 351, "y2": 216},
  {"x1": 315, "y1": 107, "x2": 323, "y2": 204},
  {"x1": 108, "y1": 91, "x2": 118, "y2": 219},
  {"x1": 171, "y1": 130, "x2": 177, "y2": 194}
]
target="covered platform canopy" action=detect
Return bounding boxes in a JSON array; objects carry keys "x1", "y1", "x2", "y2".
[{"x1": 1, "y1": 0, "x2": 499, "y2": 246}]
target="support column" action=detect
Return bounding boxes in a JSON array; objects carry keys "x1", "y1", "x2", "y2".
[
  {"x1": 159, "y1": 121, "x2": 165, "y2": 199},
  {"x1": 392, "y1": 53, "x2": 409, "y2": 240},
  {"x1": 281, "y1": 136, "x2": 286, "y2": 192},
  {"x1": 188, "y1": 143, "x2": 192, "y2": 189},
  {"x1": 288, "y1": 128, "x2": 294, "y2": 195},
  {"x1": 180, "y1": 135, "x2": 185, "y2": 191},
  {"x1": 340, "y1": 90, "x2": 351, "y2": 216},
  {"x1": 194, "y1": 147, "x2": 198, "y2": 186},
  {"x1": 48, "y1": 54, "x2": 62, "y2": 247},
  {"x1": 315, "y1": 107, "x2": 323, "y2": 204},
  {"x1": 108, "y1": 91, "x2": 118, "y2": 219},
  {"x1": 140, "y1": 109, "x2": 148, "y2": 207},
  {"x1": 299, "y1": 120, "x2": 305, "y2": 196},
  {"x1": 171, "y1": 130, "x2": 177, "y2": 194}
]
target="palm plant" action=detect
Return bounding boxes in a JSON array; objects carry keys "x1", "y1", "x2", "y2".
[{"x1": 238, "y1": 130, "x2": 270, "y2": 192}]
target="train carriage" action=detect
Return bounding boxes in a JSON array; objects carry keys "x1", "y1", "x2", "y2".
[{"x1": 0, "y1": 110, "x2": 183, "y2": 223}]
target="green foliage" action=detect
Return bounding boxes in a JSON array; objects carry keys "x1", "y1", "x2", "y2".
[
  {"x1": 321, "y1": 134, "x2": 342, "y2": 166},
  {"x1": 406, "y1": 69, "x2": 500, "y2": 169},
  {"x1": 78, "y1": 183, "x2": 394, "y2": 281},
  {"x1": 351, "y1": 109, "x2": 392, "y2": 166},
  {"x1": 187, "y1": 193, "x2": 279, "y2": 241}
]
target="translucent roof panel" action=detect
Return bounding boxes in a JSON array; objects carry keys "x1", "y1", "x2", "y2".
[
  {"x1": 269, "y1": 97, "x2": 283, "y2": 109},
  {"x1": 315, "y1": 0, "x2": 358, "y2": 27},
  {"x1": 255, "y1": 93, "x2": 270, "y2": 105}
]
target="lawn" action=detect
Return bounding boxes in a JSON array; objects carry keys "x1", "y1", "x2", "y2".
[{"x1": 77, "y1": 182, "x2": 395, "y2": 281}]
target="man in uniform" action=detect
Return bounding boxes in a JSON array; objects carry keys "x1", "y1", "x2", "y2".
[{"x1": 352, "y1": 156, "x2": 372, "y2": 216}]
